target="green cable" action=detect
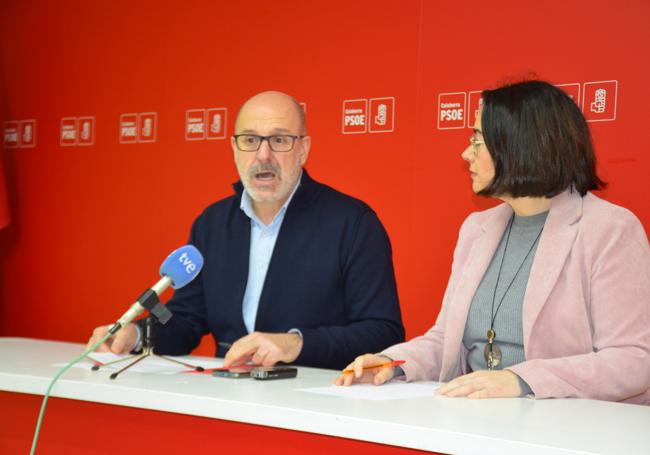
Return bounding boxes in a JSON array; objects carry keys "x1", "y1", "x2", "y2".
[{"x1": 30, "y1": 332, "x2": 113, "y2": 455}]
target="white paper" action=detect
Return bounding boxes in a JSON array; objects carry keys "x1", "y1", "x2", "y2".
[
  {"x1": 53, "y1": 353, "x2": 223, "y2": 375},
  {"x1": 298, "y1": 381, "x2": 441, "y2": 401}
]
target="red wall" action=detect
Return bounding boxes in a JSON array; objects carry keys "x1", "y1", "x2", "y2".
[{"x1": 1, "y1": 0, "x2": 648, "y2": 356}]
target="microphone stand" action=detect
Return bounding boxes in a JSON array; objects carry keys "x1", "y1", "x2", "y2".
[{"x1": 91, "y1": 315, "x2": 204, "y2": 379}]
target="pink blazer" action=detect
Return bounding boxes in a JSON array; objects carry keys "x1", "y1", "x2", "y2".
[{"x1": 383, "y1": 190, "x2": 650, "y2": 404}]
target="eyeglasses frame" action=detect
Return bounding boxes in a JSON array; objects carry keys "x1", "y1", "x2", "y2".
[{"x1": 233, "y1": 134, "x2": 306, "y2": 152}]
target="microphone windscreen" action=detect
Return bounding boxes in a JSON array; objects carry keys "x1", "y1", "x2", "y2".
[{"x1": 159, "y1": 245, "x2": 204, "y2": 289}]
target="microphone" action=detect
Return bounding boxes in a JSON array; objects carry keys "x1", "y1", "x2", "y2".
[{"x1": 108, "y1": 245, "x2": 204, "y2": 335}]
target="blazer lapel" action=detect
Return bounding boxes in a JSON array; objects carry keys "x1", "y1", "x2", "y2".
[
  {"x1": 440, "y1": 204, "x2": 512, "y2": 380},
  {"x1": 522, "y1": 190, "x2": 582, "y2": 350}
]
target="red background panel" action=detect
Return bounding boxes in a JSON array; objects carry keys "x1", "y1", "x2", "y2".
[{"x1": 1, "y1": 0, "x2": 648, "y2": 355}]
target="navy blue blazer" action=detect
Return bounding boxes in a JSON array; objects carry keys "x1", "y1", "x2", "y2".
[{"x1": 149, "y1": 170, "x2": 404, "y2": 369}]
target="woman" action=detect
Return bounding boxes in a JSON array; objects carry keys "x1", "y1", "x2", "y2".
[{"x1": 336, "y1": 80, "x2": 650, "y2": 404}]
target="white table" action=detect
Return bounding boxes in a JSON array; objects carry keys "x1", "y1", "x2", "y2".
[{"x1": 1, "y1": 337, "x2": 649, "y2": 454}]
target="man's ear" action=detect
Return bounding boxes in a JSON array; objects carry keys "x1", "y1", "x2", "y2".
[{"x1": 299, "y1": 135, "x2": 311, "y2": 165}]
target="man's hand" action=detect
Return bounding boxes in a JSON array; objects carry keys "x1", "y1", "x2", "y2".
[
  {"x1": 436, "y1": 370, "x2": 522, "y2": 399},
  {"x1": 222, "y1": 332, "x2": 303, "y2": 368},
  {"x1": 86, "y1": 323, "x2": 138, "y2": 354},
  {"x1": 333, "y1": 354, "x2": 395, "y2": 386}
]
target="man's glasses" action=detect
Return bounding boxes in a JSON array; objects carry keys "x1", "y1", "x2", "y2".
[
  {"x1": 469, "y1": 136, "x2": 485, "y2": 156},
  {"x1": 233, "y1": 134, "x2": 305, "y2": 152}
]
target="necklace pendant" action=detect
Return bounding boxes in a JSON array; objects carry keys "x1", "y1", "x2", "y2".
[
  {"x1": 483, "y1": 342, "x2": 502, "y2": 369},
  {"x1": 486, "y1": 329, "x2": 496, "y2": 342}
]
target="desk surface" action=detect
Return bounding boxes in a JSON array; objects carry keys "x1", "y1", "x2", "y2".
[{"x1": 1, "y1": 337, "x2": 649, "y2": 454}]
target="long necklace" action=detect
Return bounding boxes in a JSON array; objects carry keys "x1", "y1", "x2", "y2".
[{"x1": 484, "y1": 215, "x2": 544, "y2": 370}]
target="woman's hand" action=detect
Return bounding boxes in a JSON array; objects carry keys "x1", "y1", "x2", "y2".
[
  {"x1": 333, "y1": 354, "x2": 396, "y2": 386},
  {"x1": 437, "y1": 370, "x2": 522, "y2": 398}
]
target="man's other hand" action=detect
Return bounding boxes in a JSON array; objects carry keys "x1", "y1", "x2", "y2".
[{"x1": 222, "y1": 332, "x2": 303, "y2": 367}]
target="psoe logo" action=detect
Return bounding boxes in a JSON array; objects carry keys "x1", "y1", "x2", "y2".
[
  {"x1": 185, "y1": 108, "x2": 228, "y2": 141},
  {"x1": 369, "y1": 97, "x2": 395, "y2": 133},
  {"x1": 342, "y1": 99, "x2": 368, "y2": 134},
  {"x1": 582, "y1": 80, "x2": 617, "y2": 122},
  {"x1": 139, "y1": 112, "x2": 157, "y2": 143},
  {"x1": 3, "y1": 119, "x2": 37, "y2": 148},
  {"x1": 3, "y1": 121, "x2": 20, "y2": 148},
  {"x1": 78, "y1": 117, "x2": 95, "y2": 146},
  {"x1": 437, "y1": 92, "x2": 466, "y2": 130},
  {"x1": 185, "y1": 109, "x2": 206, "y2": 141},
  {"x1": 60, "y1": 116, "x2": 95, "y2": 146},
  {"x1": 206, "y1": 108, "x2": 227, "y2": 140},
  {"x1": 120, "y1": 112, "x2": 157, "y2": 144}
]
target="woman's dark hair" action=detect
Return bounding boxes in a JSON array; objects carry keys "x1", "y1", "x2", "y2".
[{"x1": 478, "y1": 80, "x2": 606, "y2": 198}]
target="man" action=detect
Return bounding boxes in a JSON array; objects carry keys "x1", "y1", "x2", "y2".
[{"x1": 88, "y1": 91, "x2": 404, "y2": 369}]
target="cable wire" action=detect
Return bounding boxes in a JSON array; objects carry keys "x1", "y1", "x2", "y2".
[{"x1": 30, "y1": 332, "x2": 112, "y2": 455}]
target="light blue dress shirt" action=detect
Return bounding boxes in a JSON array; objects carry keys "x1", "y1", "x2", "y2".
[{"x1": 239, "y1": 179, "x2": 300, "y2": 334}]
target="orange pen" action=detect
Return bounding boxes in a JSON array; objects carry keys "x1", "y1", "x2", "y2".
[{"x1": 341, "y1": 359, "x2": 405, "y2": 375}]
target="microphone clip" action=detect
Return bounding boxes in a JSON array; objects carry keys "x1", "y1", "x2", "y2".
[{"x1": 136, "y1": 289, "x2": 172, "y2": 324}]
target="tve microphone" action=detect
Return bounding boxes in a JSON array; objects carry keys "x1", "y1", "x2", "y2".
[{"x1": 108, "y1": 245, "x2": 204, "y2": 335}]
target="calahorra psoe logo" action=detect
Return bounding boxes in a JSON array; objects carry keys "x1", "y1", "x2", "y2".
[
  {"x1": 185, "y1": 108, "x2": 228, "y2": 141},
  {"x1": 61, "y1": 116, "x2": 95, "y2": 146},
  {"x1": 3, "y1": 119, "x2": 37, "y2": 148},
  {"x1": 120, "y1": 112, "x2": 157, "y2": 144}
]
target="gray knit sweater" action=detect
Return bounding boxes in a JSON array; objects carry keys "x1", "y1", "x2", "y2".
[{"x1": 462, "y1": 210, "x2": 548, "y2": 392}]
